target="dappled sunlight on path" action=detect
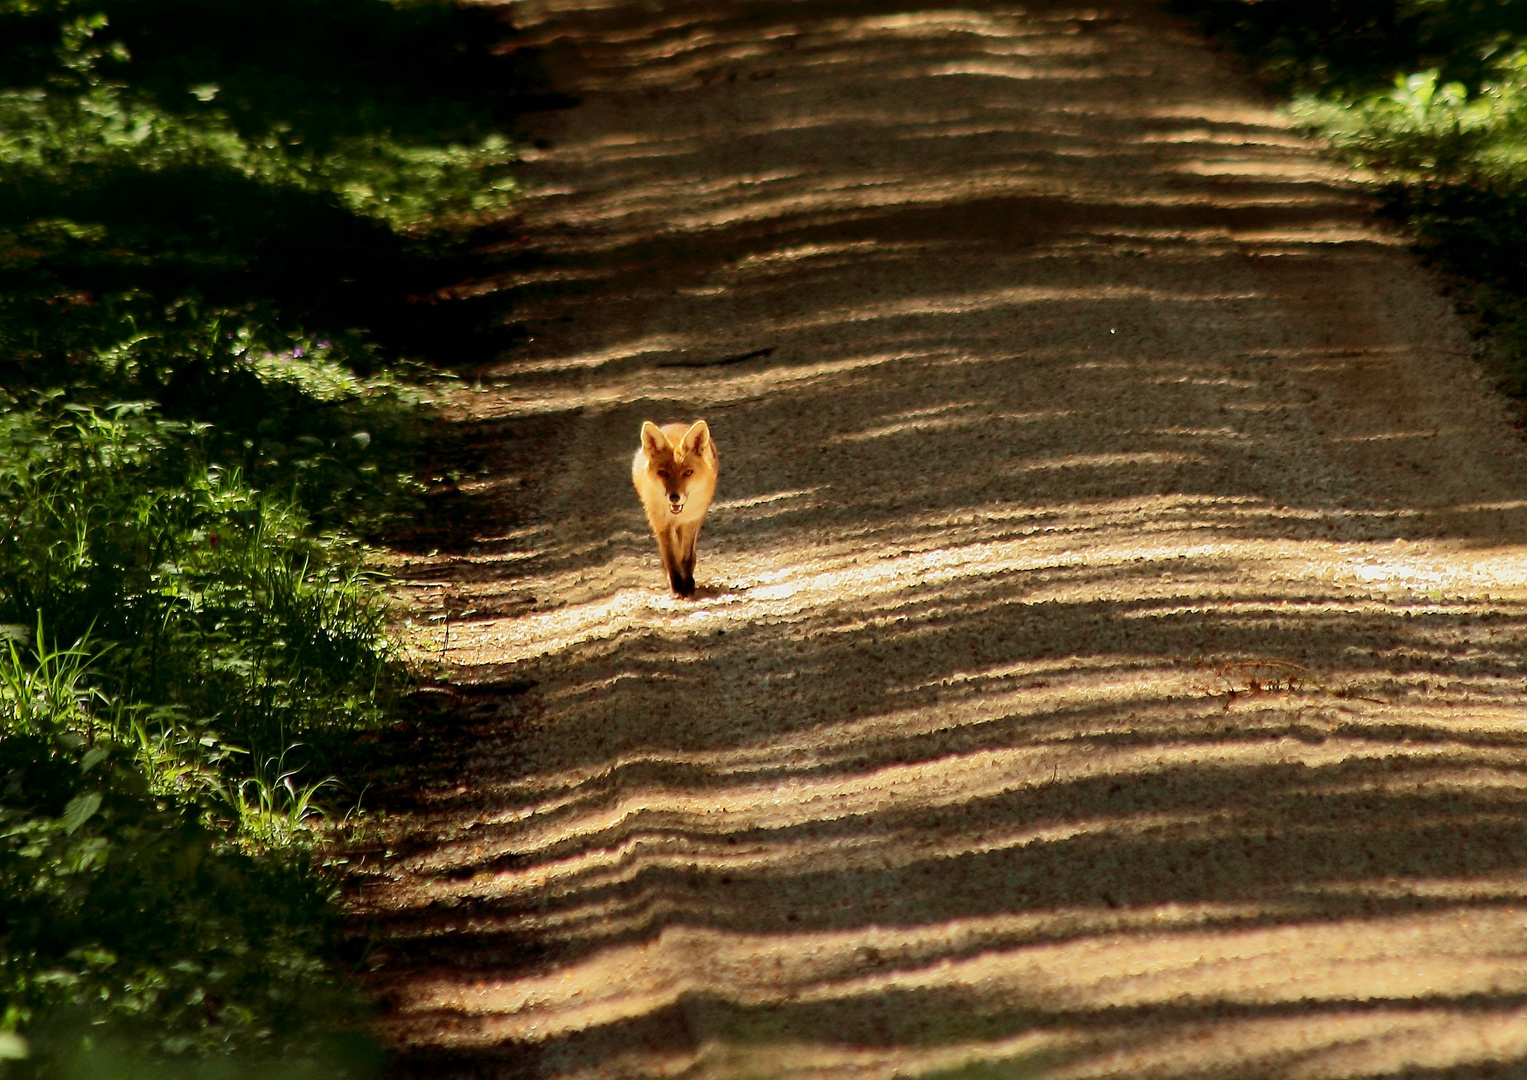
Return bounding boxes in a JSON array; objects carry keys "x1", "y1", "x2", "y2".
[{"x1": 353, "y1": 0, "x2": 1527, "y2": 1077}]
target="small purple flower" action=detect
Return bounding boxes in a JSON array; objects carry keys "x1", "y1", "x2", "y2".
[{"x1": 292, "y1": 346, "x2": 305, "y2": 358}]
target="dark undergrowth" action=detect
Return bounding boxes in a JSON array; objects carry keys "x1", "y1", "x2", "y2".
[
  {"x1": 0, "y1": 0, "x2": 554, "y2": 1074},
  {"x1": 1174, "y1": 0, "x2": 1527, "y2": 392}
]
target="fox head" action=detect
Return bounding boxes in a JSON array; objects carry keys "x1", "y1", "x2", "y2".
[{"x1": 640, "y1": 420, "x2": 714, "y2": 517}]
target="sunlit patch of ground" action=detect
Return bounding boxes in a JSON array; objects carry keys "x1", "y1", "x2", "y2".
[{"x1": 357, "y1": 0, "x2": 1527, "y2": 1077}]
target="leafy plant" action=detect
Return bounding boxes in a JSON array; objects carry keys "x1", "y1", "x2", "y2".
[
  {"x1": 0, "y1": 633, "x2": 378, "y2": 1079},
  {"x1": 0, "y1": 396, "x2": 403, "y2": 757},
  {"x1": 0, "y1": 0, "x2": 540, "y2": 1068}
]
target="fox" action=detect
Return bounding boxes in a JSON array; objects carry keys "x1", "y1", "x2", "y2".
[{"x1": 632, "y1": 419, "x2": 718, "y2": 597}]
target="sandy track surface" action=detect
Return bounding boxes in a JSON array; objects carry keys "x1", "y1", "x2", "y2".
[{"x1": 352, "y1": 1, "x2": 1527, "y2": 1077}]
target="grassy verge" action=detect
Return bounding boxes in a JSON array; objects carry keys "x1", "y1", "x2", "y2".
[
  {"x1": 1174, "y1": 0, "x2": 1527, "y2": 390},
  {"x1": 0, "y1": 0, "x2": 539, "y2": 1073}
]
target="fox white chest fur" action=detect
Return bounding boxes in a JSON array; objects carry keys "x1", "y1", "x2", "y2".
[{"x1": 631, "y1": 420, "x2": 718, "y2": 596}]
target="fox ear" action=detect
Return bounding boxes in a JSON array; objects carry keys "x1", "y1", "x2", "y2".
[
  {"x1": 640, "y1": 421, "x2": 670, "y2": 456},
  {"x1": 680, "y1": 420, "x2": 711, "y2": 459}
]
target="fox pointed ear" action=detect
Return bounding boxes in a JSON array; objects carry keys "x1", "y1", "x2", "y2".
[
  {"x1": 640, "y1": 421, "x2": 670, "y2": 457},
  {"x1": 680, "y1": 420, "x2": 711, "y2": 459}
]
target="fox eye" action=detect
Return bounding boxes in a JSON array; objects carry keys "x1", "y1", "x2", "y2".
[
  {"x1": 683, "y1": 469, "x2": 693, "y2": 477},
  {"x1": 657, "y1": 469, "x2": 669, "y2": 478}
]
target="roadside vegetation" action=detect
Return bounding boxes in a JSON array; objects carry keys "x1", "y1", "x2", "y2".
[
  {"x1": 0, "y1": 0, "x2": 536, "y2": 1074},
  {"x1": 1174, "y1": 0, "x2": 1527, "y2": 390}
]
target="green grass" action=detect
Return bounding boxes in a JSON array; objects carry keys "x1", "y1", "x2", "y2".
[
  {"x1": 0, "y1": 627, "x2": 385, "y2": 1078},
  {"x1": 1173, "y1": 0, "x2": 1527, "y2": 389},
  {"x1": 0, "y1": 0, "x2": 539, "y2": 1072},
  {"x1": 0, "y1": 398, "x2": 402, "y2": 757}
]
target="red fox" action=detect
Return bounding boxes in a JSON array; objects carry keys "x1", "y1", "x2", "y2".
[{"x1": 632, "y1": 420, "x2": 718, "y2": 596}]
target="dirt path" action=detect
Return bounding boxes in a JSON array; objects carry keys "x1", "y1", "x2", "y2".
[{"x1": 354, "y1": 1, "x2": 1527, "y2": 1076}]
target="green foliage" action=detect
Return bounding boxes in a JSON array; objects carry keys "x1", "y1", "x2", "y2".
[
  {"x1": 0, "y1": 0, "x2": 521, "y2": 226},
  {"x1": 1174, "y1": 0, "x2": 1527, "y2": 391},
  {"x1": 0, "y1": 0, "x2": 535, "y2": 1070},
  {"x1": 0, "y1": 0, "x2": 530, "y2": 525},
  {"x1": 0, "y1": 397, "x2": 401, "y2": 753},
  {"x1": 1301, "y1": 63, "x2": 1527, "y2": 177},
  {"x1": 0, "y1": 397, "x2": 400, "y2": 1074},
  {"x1": 0, "y1": 635, "x2": 381, "y2": 1079},
  {"x1": 0, "y1": 402, "x2": 396, "y2": 1072}
]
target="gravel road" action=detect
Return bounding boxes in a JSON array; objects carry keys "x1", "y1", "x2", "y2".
[{"x1": 352, "y1": 1, "x2": 1527, "y2": 1077}]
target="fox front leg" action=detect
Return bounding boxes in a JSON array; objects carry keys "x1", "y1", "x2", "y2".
[
  {"x1": 675, "y1": 521, "x2": 701, "y2": 595},
  {"x1": 657, "y1": 526, "x2": 694, "y2": 597}
]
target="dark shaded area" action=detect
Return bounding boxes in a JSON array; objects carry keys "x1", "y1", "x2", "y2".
[
  {"x1": 0, "y1": 0, "x2": 570, "y2": 535},
  {"x1": 0, "y1": 0, "x2": 569, "y2": 146},
  {"x1": 1377, "y1": 182, "x2": 1527, "y2": 395},
  {"x1": 1168, "y1": 0, "x2": 1527, "y2": 96},
  {"x1": 5, "y1": 165, "x2": 462, "y2": 376},
  {"x1": 0, "y1": 0, "x2": 565, "y2": 383}
]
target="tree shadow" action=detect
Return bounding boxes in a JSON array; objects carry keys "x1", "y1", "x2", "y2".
[{"x1": 357, "y1": 0, "x2": 1527, "y2": 1076}]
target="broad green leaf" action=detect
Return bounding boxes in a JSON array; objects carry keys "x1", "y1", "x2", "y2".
[
  {"x1": 60, "y1": 792, "x2": 101, "y2": 834},
  {"x1": 0, "y1": 1031, "x2": 27, "y2": 1061}
]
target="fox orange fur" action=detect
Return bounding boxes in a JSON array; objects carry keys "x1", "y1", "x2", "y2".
[{"x1": 632, "y1": 420, "x2": 718, "y2": 596}]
